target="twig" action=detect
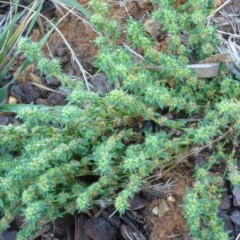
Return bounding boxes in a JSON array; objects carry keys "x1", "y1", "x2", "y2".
[
  {"x1": 207, "y1": 0, "x2": 233, "y2": 22},
  {"x1": 30, "y1": 82, "x2": 69, "y2": 96},
  {"x1": 123, "y1": 42, "x2": 145, "y2": 61}
]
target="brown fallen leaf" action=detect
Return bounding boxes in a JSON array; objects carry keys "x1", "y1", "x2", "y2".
[
  {"x1": 14, "y1": 64, "x2": 36, "y2": 83},
  {"x1": 138, "y1": 0, "x2": 152, "y2": 9},
  {"x1": 29, "y1": 73, "x2": 42, "y2": 84},
  {"x1": 152, "y1": 199, "x2": 171, "y2": 218},
  {"x1": 200, "y1": 53, "x2": 234, "y2": 63},
  {"x1": 144, "y1": 19, "x2": 162, "y2": 38},
  {"x1": 134, "y1": 63, "x2": 220, "y2": 78},
  {"x1": 35, "y1": 98, "x2": 54, "y2": 106}
]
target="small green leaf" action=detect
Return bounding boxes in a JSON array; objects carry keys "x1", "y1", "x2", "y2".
[
  {"x1": 0, "y1": 199, "x2": 4, "y2": 208},
  {"x1": 59, "y1": 0, "x2": 90, "y2": 19}
]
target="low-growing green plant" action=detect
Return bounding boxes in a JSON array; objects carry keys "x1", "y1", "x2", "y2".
[
  {"x1": 183, "y1": 160, "x2": 229, "y2": 239},
  {"x1": 1, "y1": 0, "x2": 240, "y2": 239}
]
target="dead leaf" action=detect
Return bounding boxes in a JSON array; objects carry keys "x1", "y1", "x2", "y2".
[
  {"x1": 200, "y1": 53, "x2": 234, "y2": 63},
  {"x1": 144, "y1": 19, "x2": 162, "y2": 38},
  {"x1": 14, "y1": 64, "x2": 36, "y2": 83},
  {"x1": 138, "y1": 0, "x2": 152, "y2": 9},
  {"x1": 29, "y1": 73, "x2": 42, "y2": 84},
  {"x1": 152, "y1": 199, "x2": 171, "y2": 218}
]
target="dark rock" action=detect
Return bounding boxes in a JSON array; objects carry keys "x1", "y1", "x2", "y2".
[
  {"x1": 46, "y1": 77, "x2": 61, "y2": 88},
  {"x1": 47, "y1": 92, "x2": 66, "y2": 106},
  {"x1": 56, "y1": 46, "x2": 66, "y2": 57},
  {"x1": 54, "y1": 214, "x2": 75, "y2": 236},
  {"x1": 194, "y1": 153, "x2": 208, "y2": 167},
  {"x1": 15, "y1": 214, "x2": 27, "y2": 228},
  {"x1": 0, "y1": 116, "x2": 13, "y2": 126},
  {"x1": 219, "y1": 211, "x2": 234, "y2": 235},
  {"x1": 234, "y1": 222, "x2": 240, "y2": 232},
  {"x1": 88, "y1": 73, "x2": 114, "y2": 96},
  {"x1": 0, "y1": 230, "x2": 17, "y2": 240},
  {"x1": 219, "y1": 191, "x2": 231, "y2": 210},
  {"x1": 230, "y1": 210, "x2": 240, "y2": 225},
  {"x1": 139, "y1": 120, "x2": 160, "y2": 136},
  {"x1": 10, "y1": 83, "x2": 40, "y2": 103},
  {"x1": 102, "y1": 210, "x2": 121, "y2": 229},
  {"x1": 129, "y1": 193, "x2": 147, "y2": 211},
  {"x1": 84, "y1": 217, "x2": 116, "y2": 240},
  {"x1": 233, "y1": 185, "x2": 240, "y2": 206}
]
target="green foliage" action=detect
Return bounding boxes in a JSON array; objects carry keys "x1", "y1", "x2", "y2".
[
  {"x1": 0, "y1": 0, "x2": 240, "y2": 239},
  {"x1": 152, "y1": 0, "x2": 220, "y2": 59},
  {"x1": 183, "y1": 162, "x2": 230, "y2": 239}
]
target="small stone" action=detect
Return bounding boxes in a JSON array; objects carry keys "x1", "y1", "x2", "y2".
[
  {"x1": 234, "y1": 222, "x2": 240, "y2": 232},
  {"x1": 194, "y1": 153, "x2": 208, "y2": 166},
  {"x1": 8, "y1": 96, "x2": 17, "y2": 104},
  {"x1": 102, "y1": 210, "x2": 121, "y2": 229},
  {"x1": 0, "y1": 231, "x2": 17, "y2": 240},
  {"x1": 84, "y1": 217, "x2": 116, "y2": 240},
  {"x1": 89, "y1": 73, "x2": 114, "y2": 96},
  {"x1": 47, "y1": 92, "x2": 66, "y2": 106},
  {"x1": 219, "y1": 211, "x2": 234, "y2": 233},
  {"x1": 56, "y1": 46, "x2": 66, "y2": 56},
  {"x1": 0, "y1": 116, "x2": 13, "y2": 126},
  {"x1": 129, "y1": 193, "x2": 147, "y2": 211},
  {"x1": 167, "y1": 195, "x2": 175, "y2": 204},
  {"x1": 144, "y1": 19, "x2": 161, "y2": 38},
  {"x1": 219, "y1": 191, "x2": 231, "y2": 210},
  {"x1": 46, "y1": 77, "x2": 61, "y2": 88},
  {"x1": 230, "y1": 210, "x2": 240, "y2": 225},
  {"x1": 152, "y1": 206, "x2": 158, "y2": 216},
  {"x1": 233, "y1": 185, "x2": 240, "y2": 206},
  {"x1": 10, "y1": 83, "x2": 40, "y2": 103}
]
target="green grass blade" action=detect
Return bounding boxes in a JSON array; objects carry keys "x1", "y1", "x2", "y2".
[
  {"x1": 0, "y1": 58, "x2": 31, "y2": 103},
  {"x1": 58, "y1": 0, "x2": 90, "y2": 19},
  {"x1": 0, "y1": 86, "x2": 8, "y2": 103},
  {"x1": 0, "y1": 56, "x2": 15, "y2": 81},
  {"x1": 26, "y1": 0, "x2": 44, "y2": 37},
  {"x1": 39, "y1": 25, "x2": 57, "y2": 48}
]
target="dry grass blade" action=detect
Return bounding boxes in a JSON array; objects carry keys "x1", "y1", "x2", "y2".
[
  {"x1": 199, "y1": 53, "x2": 234, "y2": 63},
  {"x1": 30, "y1": 82, "x2": 69, "y2": 96},
  {"x1": 45, "y1": 2, "x2": 93, "y2": 91},
  {"x1": 0, "y1": 0, "x2": 93, "y2": 92},
  {"x1": 210, "y1": 2, "x2": 240, "y2": 76},
  {"x1": 218, "y1": 38, "x2": 240, "y2": 74},
  {"x1": 141, "y1": 174, "x2": 177, "y2": 198},
  {"x1": 207, "y1": 0, "x2": 233, "y2": 22}
]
